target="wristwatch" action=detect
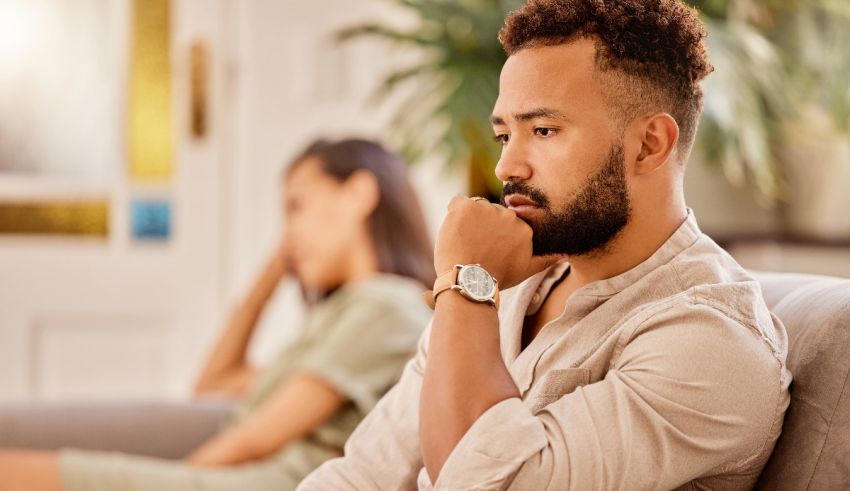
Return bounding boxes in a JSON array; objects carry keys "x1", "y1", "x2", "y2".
[{"x1": 424, "y1": 264, "x2": 500, "y2": 309}]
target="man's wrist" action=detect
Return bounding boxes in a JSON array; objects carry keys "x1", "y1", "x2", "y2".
[
  {"x1": 435, "y1": 286, "x2": 497, "y2": 311},
  {"x1": 431, "y1": 289, "x2": 500, "y2": 335},
  {"x1": 426, "y1": 264, "x2": 500, "y2": 310}
]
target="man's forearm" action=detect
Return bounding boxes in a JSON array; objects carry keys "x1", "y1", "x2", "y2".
[{"x1": 420, "y1": 292, "x2": 520, "y2": 483}]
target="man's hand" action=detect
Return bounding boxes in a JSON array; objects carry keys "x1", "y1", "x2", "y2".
[{"x1": 434, "y1": 195, "x2": 559, "y2": 289}]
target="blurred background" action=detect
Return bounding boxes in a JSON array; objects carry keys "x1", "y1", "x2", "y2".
[{"x1": 0, "y1": 0, "x2": 847, "y2": 403}]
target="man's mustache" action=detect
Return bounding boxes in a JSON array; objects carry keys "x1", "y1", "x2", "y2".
[{"x1": 501, "y1": 181, "x2": 550, "y2": 208}]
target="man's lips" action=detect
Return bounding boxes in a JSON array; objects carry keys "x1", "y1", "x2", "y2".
[
  {"x1": 505, "y1": 194, "x2": 540, "y2": 217},
  {"x1": 504, "y1": 194, "x2": 541, "y2": 211}
]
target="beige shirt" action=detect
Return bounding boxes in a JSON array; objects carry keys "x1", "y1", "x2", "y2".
[{"x1": 298, "y1": 213, "x2": 791, "y2": 490}]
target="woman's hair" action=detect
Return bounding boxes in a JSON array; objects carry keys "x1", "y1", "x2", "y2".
[{"x1": 286, "y1": 138, "x2": 435, "y2": 288}]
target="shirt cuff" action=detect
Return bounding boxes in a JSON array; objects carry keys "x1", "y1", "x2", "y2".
[{"x1": 431, "y1": 397, "x2": 548, "y2": 490}]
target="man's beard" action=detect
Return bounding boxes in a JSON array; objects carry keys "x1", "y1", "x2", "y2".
[{"x1": 501, "y1": 144, "x2": 631, "y2": 257}]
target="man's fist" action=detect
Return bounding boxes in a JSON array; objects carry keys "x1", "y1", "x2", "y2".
[{"x1": 434, "y1": 196, "x2": 558, "y2": 290}]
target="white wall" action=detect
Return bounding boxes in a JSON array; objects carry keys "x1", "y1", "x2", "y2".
[{"x1": 0, "y1": 0, "x2": 241, "y2": 401}]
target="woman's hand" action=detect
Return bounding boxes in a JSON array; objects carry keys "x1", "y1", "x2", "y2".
[
  {"x1": 186, "y1": 429, "x2": 255, "y2": 468},
  {"x1": 187, "y1": 373, "x2": 345, "y2": 467}
]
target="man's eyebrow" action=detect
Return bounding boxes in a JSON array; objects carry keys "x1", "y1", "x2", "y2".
[
  {"x1": 515, "y1": 107, "x2": 568, "y2": 122},
  {"x1": 490, "y1": 107, "x2": 568, "y2": 125}
]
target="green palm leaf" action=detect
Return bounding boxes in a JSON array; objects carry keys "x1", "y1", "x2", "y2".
[{"x1": 338, "y1": 0, "x2": 521, "y2": 195}]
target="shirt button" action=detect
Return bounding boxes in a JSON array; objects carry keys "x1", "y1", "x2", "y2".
[{"x1": 532, "y1": 293, "x2": 541, "y2": 303}]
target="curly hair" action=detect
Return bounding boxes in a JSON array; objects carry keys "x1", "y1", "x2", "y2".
[{"x1": 499, "y1": 0, "x2": 714, "y2": 157}]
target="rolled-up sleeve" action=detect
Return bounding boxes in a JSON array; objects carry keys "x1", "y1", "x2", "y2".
[
  {"x1": 427, "y1": 302, "x2": 786, "y2": 490},
  {"x1": 292, "y1": 301, "x2": 423, "y2": 415},
  {"x1": 419, "y1": 398, "x2": 547, "y2": 490}
]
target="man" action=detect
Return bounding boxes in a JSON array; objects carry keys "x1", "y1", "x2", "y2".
[{"x1": 298, "y1": 0, "x2": 790, "y2": 489}]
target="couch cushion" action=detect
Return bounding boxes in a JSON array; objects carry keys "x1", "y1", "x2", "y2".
[
  {"x1": 752, "y1": 272, "x2": 850, "y2": 490},
  {"x1": 0, "y1": 400, "x2": 233, "y2": 458}
]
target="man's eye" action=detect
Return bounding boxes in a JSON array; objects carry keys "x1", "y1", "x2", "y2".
[
  {"x1": 534, "y1": 127, "x2": 556, "y2": 137},
  {"x1": 493, "y1": 134, "x2": 509, "y2": 145}
]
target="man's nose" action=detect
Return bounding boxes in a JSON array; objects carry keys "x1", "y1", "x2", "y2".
[{"x1": 494, "y1": 139, "x2": 533, "y2": 182}]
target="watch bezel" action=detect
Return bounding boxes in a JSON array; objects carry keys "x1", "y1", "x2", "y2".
[{"x1": 455, "y1": 264, "x2": 498, "y2": 303}]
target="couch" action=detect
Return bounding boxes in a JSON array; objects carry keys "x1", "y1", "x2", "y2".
[{"x1": 754, "y1": 271, "x2": 850, "y2": 489}]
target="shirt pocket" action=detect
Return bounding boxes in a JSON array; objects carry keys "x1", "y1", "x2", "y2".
[{"x1": 530, "y1": 367, "x2": 591, "y2": 414}]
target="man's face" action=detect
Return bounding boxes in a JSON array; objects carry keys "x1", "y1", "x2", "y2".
[{"x1": 492, "y1": 39, "x2": 631, "y2": 257}]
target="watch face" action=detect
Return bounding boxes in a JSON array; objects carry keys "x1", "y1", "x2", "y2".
[{"x1": 458, "y1": 265, "x2": 496, "y2": 301}]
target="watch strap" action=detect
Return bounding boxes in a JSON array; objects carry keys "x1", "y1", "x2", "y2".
[
  {"x1": 423, "y1": 266, "x2": 459, "y2": 309},
  {"x1": 423, "y1": 265, "x2": 500, "y2": 310}
]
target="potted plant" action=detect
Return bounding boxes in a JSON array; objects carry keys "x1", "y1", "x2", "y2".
[
  {"x1": 690, "y1": 0, "x2": 850, "y2": 238},
  {"x1": 687, "y1": 0, "x2": 789, "y2": 207},
  {"x1": 337, "y1": 0, "x2": 521, "y2": 198},
  {"x1": 770, "y1": 1, "x2": 850, "y2": 238}
]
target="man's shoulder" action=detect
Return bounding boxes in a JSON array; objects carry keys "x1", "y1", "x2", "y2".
[
  {"x1": 623, "y1": 235, "x2": 786, "y2": 356},
  {"x1": 618, "y1": 284, "x2": 788, "y2": 388},
  {"x1": 635, "y1": 276, "x2": 766, "y2": 330}
]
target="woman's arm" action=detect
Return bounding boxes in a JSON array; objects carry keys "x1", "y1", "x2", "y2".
[
  {"x1": 194, "y1": 241, "x2": 288, "y2": 397},
  {"x1": 186, "y1": 373, "x2": 346, "y2": 467}
]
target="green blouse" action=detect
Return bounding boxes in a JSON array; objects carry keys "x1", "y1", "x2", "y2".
[
  {"x1": 60, "y1": 273, "x2": 431, "y2": 491},
  {"x1": 232, "y1": 273, "x2": 432, "y2": 470}
]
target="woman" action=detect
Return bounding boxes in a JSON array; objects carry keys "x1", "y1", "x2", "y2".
[{"x1": 0, "y1": 138, "x2": 434, "y2": 490}]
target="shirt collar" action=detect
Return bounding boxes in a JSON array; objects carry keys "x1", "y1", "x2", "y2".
[{"x1": 525, "y1": 210, "x2": 702, "y2": 314}]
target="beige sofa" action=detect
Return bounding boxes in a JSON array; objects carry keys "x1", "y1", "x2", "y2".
[{"x1": 754, "y1": 272, "x2": 850, "y2": 489}]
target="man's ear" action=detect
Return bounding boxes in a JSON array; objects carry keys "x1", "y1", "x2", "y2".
[
  {"x1": 633, "y1": 113, "x2": 679, "y2": 175},
  {"x1": 343, "y1": 169, "x2": 380, "y2": 218}
]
